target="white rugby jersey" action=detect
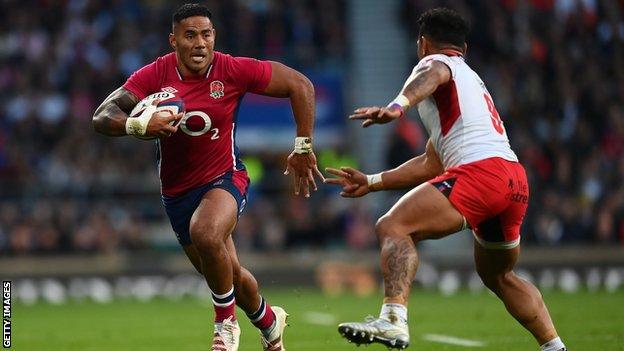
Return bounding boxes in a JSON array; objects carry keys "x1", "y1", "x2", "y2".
[{"x1": 413, "y1": 52, "x2": 518, "y2": 169}]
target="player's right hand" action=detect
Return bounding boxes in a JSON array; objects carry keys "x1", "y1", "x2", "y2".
[
  {"x1": 349, "y1": 106, "x2": 402, "y2": 128},
  {"x1": 324, "y1": 167, "x2": 370, "y2": 198},
  {"x1": 145, "y1": 111, "x2": 184, "y2": 138}
]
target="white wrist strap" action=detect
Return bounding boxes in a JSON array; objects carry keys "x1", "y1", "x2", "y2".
[
  {"x1": 366, "y1": 173, "x2": 384, "y2": 192},
  {"x1": 294, "y1": 137, "x2": 313, "y2": 154},
  {"x1": 387, "y1": 94, "x2": 410, "y2": 111},
  {"x1": 125, "y1": 105, "x2": 156, "y2": 136}
]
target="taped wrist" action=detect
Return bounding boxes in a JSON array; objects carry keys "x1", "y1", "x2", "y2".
[
  {"x1": 125, "y1": 105, "x2": 156, "y2": 136},
  {"x1": 294, "y1": 137, "x2": 313, "y2": 154},
  {"x1": 366, "y1": 173, "x2": 384, "y2": 192},
  {"x1": 387, "y1": 94, "x2": 410, "y2": 117}
]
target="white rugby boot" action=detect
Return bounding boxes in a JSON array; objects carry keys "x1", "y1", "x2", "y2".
[
  {"x1": 211, "y1": 317, "x2": 240, "y2": 351},
  {"x1": 338, "y1": 316, "x2": 410, "y2": 349},
  {"x1": 260, "y1": 306, "x2": 289, "y2": 351}
]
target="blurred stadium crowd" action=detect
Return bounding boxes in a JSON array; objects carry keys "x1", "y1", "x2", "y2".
[{"x1": 0, "y1": 0, "x2": 623, "y2": 255}]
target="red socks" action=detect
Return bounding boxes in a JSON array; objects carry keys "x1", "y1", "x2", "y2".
[
  {"x1": 247, "y1": 296, "x2": 275, "y2": 330},
  {"x1": 212, "y1": 288, "x2": 275, "y2": 331},
  {"x1": 211, "y1": 287, "x2": 236, "y2": 323}
]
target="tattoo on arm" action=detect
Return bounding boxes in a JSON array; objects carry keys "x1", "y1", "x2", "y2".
[
  {"x1": 401, "y1": 62, "x2": 450, "y2": 105},
  {"x1": 92, "y1": 87, "x2": 140, "y2": 136}
]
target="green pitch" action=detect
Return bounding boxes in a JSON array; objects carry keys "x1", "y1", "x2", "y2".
[{"x1": 13, "y1": 289, "x2": 624, "y2": 350}]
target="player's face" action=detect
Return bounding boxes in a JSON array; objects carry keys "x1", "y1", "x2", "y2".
[{"x1": 170, "y1": 16, "x2": 216, "y2": 75}]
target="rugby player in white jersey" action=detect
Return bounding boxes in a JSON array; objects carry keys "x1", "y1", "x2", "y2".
[{"x1": 325, "y1": 8, "x2": 566, "y2": 351}]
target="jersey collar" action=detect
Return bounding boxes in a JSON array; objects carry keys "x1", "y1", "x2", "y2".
[
  {"x1": 174, "y1": 51, "x2": 217, "y2": 81},
  {"x1": 175, "y1": 64, "x2": 213, "y2": 81},
  {"x1": 439, "y1": 49, "x2": 464, "y2": 57}
]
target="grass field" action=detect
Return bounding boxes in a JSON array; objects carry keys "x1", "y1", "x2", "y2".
[{"x1": 13, "y1": 289, "x2": 624, "y2": 351}]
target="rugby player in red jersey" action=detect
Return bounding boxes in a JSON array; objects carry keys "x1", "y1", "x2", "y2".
[
  {"x1": 93, "y1": 4, "x2": 323, "y2": 351},
  {"x1": 325, "y1": 8, "x2": 566, "y2": 351}
]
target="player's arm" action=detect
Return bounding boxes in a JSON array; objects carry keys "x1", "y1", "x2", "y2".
[
  {"x1": 93, "y1": 87, "x2": 140, "y2": 136},
  {"x1": 92, "y1": 87, "x2": 181, "y2": 138},
  {"x1": 350, "y1": 60, "x2": 451, "y2": 127},
  {"x1": 324, "y1": 139, "x2": 443, "y2": 197},
  {"x1": 375, "y1": 138, "x2": 444, "y2": 189},
  {"x1": 259, "y1": 61, "x2": 324, "y2": 197}
]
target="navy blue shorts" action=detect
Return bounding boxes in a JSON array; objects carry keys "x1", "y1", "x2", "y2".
[{"x1": 162, "y1": 170, "x2": 250, "y2": 246}]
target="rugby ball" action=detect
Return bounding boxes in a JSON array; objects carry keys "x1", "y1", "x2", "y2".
[{"x1": 129, "y1": 92, "x2": 185, "y2": 140}]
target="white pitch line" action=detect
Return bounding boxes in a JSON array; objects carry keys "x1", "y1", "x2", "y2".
[
  {"x1": 422, "y1": 333, "x2": 486, "y2": 347},
  {"x1": 302, "y1": 311, "x2": 337, "y2": 326}
]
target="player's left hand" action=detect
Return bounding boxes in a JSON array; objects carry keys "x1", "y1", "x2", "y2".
[
  {"x1": 284, "y1": 151, "x2": 325, "y2": 198},
  {"x1": 349, "y1": 106, "x2": 402, "y2": 128},
  {"x1": 323, "y1": 167, "x2": 370, "y2": 198}
]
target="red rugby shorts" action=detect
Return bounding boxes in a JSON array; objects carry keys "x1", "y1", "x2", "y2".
[{"x1": 428, "y1": 157, "x2": 529, "y2": 249}]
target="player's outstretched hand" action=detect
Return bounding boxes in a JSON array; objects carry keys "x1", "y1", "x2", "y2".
[
  {"x1": 323, "y1": 167, "x2": 370, "y2": 198},
  {"x1": 145, "y1": 111, "x2": 183, "y2": 138},
  {"x1": 284, "y1": 151, "x2": 325, "y2": 198},
  {"x1": 349, "y1": 106, "x2": 402, "y2": 128}
]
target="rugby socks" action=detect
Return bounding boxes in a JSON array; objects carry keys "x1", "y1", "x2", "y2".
[
  {"x1": 247, "y1": 296, "x2": 277, "y2": 338},
  {"x1": 540, "y1": 337, "x2": 566, "y2": 351},
  {"x1": 380, "y1": 303, "x2": 408, "y2": 326},
  {"x1": 211, "y1": 286, "x2": 236, "y2": 323}
]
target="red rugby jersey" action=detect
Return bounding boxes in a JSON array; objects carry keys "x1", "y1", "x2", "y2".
[{"x1": 123, "y1": 51, "x2": 272, "y2": 197}]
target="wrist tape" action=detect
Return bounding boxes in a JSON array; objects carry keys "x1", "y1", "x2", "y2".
[
  {"x1": 366, "y1": 173, "x2": 384, "y2": 191},
  {"x1": 294, "y1": 137, "x2": 313, "y2": 154}
]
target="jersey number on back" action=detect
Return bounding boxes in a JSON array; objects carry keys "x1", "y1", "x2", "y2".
[
  {"x1": 179, "y1": 111, "x2": 220, "y2": 139},
  {"x1": 483, "y1": 93, "x2": 504, "y2": 135}
]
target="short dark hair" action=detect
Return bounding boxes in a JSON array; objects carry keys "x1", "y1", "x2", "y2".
[
  {"x1": 172, "y1": 3, "x2": 212, "y2": 24},
  {"x1": 417, "y1": 8, "x2": 470, "y2": 47}
]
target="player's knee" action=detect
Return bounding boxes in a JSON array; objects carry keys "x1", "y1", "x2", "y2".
[
  {"x1": 376, "y1": 215, "x2": 426, "y2": 243},
  {"x1": 189, "y1": 222, "x2": 224, "y2": 253},
  {"x1": 478, "y1": 269, "x2": 513, "y2": 293},
  {"x1": 375, "y1": 215, "x2": 400, "y2": 241}
]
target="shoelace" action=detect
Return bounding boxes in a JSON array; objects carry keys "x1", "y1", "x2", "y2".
[
  {"x1": 363, "y1": 315, "x2": 378, "y2": 323},
  {"x1": 220, "y1": 319, "x2": 237, "y2": 345},
  {"x1": 212, "y1": 318, "x2": 238, "y2": 350}
]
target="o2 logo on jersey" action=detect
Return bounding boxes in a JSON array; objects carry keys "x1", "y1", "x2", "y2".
[
  {"x1": 179, "y1": 111, "x2": 220, "y2": 139},
  {"x1": 483, "y1": 93, "x2": 505, "y2": 135}
]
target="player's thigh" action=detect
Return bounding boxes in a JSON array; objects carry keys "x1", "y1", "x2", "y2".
[
  {"x1": 189, "y1": 188, "x2": 238, "y2": 242},
  {"x1": 473, "y1": 240, "x2": 519, "y2": 279},
  {"x1": 380, "y1": 182, "x2": 464, "y2": 241}
]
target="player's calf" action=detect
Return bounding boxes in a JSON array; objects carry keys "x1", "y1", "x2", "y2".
[{"x1": 475, "y1": 244, "x2": 564, "y2": 349}]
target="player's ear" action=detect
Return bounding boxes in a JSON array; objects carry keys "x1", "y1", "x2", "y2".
[
  {"x1": 418, "y1": 36, "x2": 427, "y2": 57},
  {"x1": 424, "y1": 36, "x2": 432, "y2": 54},
  {"x1": 463, "y1": 43, "x2": 468, "y2": 55},
  {"x1": 169, "y1": 33, "x2": 176, "y2": 50}
]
